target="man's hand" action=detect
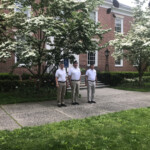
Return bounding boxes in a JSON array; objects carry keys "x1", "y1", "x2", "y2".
[{"x1": 56, "y1": 83, "x2": 59, "y2": 88}]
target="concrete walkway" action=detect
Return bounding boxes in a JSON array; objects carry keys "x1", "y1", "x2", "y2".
[{"x1": 1, "y1": 88, "x2": 150, "y2": 131}]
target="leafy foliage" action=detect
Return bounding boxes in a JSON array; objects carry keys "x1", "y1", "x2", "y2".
[
  {"x1": 109, "y1": 0, "x2": 150, "y2": 85},
  {"x1": 97, "y1": 71, "x2": 150, "y2": 86},
  {"x1": 0, "y1": 73, "x2": 19, "y2": 80},
  {"x1": 0, "y1": 0, "x2": 110, "y2": 79}
]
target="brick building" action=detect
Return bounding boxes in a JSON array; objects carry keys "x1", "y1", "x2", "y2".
[
  {"x1": 0, "y1": 0, "x2": 136, "y2": 75},
  {"x1": 78, "y1": 0, "x2": 136, "y2": 72}
]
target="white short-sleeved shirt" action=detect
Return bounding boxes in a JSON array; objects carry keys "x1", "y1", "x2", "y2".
[
  {"x1": 55, "y1": 68, "x2": 67, "y2": 82},
  {"x1": 68, "y1": 67, "x2": 81, "y2": 80},
  {"x1": 86, "y1": 69, "x2": 97, "y2": 81}
]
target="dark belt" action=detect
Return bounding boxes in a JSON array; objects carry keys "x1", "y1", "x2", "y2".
[
  {"x1": 58, "y1": 81, "x2": 66, "y2": 83},
  {"x1": 71, "y1": 80, "x2": 80, "y2": 81},
  {"x1": 88, "y1": 80, "x2": 95, "y2": 82}
]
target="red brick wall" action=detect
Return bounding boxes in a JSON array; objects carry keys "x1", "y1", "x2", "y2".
[
  {"x1": 0, "y1": 53, "x2": 31, "y2": 75},
  {"x1": 80, "y1": 7, "x2": 137, "y2": 72}
]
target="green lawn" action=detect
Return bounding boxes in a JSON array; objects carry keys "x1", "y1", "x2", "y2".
[
  {"x1": 1, "y1": 108, "x2": 150, "y2": 150},
  {"x1": 112, "y1": 82, "x2": 150, "y2": 92}
]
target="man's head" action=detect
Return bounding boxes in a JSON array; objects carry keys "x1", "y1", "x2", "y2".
[
  {"x1": 59, "y1": 61, "x2": 64, "y2": 69},
  {"x1": 90, "y1": 62, "x2": 95, "y2": 70},
  {"x1": 73, "y1": 60, "x2": 78, "y2": 68}
]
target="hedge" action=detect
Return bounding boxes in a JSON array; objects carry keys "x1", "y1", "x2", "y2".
[
  {"x1": 0, "y1": 73, "x2": 19, "y2": 80},
  {"x1": 97, "y1": 72, "x2": 150, "y2": 86},
  {"x1": 0, "y1": 80, "x2": 56, "y2": 92}
]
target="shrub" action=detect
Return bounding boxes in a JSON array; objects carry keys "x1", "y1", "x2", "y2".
[
  {"x1": 21, "y1": 73, "x2": 32, "y2": 80},
  {"x1": 21, "y1": 73, "x2": 56, "y2": 86},
  {"x1": 97, "y1": 72, "x2": 123, "y2": 86},
  {"x1": 142, "y1": 76, "x2": 150, "y2": 82},
  {"x1": 97, "y1": 72, "x2": 150, "y2": 86},
  {"x1": 0, "y1": 79, "x2": 56, "y2": 92},
  {"x1": 0, "y1": 73, "x2": 19, "y2": 80},
  {"x1": 0, "y1": 80, "x2": 35, "y2": 92}
]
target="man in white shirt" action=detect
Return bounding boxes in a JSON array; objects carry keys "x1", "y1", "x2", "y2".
[
  {"x1": 85, "y1": 62, "x2": 97, "y2": 103},
  {"x1": 68, "y1": 60, "x2": 81, "y2": 105},
  {"x1": 55, "y1": 61, "x2": 68, "y2": 107}
]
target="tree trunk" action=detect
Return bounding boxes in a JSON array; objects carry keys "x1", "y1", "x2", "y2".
[
  {"x1": 37, "y1": 62, "x2": 42, "y2": 90},
  {"x1": 138, "y1": 72, "x2": 142, "y2": 87}
]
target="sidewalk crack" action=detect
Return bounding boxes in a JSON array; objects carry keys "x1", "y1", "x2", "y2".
[
  {"x1": 55, "y1": 109, "x2": 73, "y2": 119},
  {"x1": 0, "y1": 105, "x2": 23, "y2": 128}
]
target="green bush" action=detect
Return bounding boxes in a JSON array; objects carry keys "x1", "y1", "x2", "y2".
[
  {"x1": 97, "y1": 72, "x2": 150, "y2": 86},
  {"x1": 97, "y1": 72, "x2": 123, "y2": 86},
  {"x1": 0, "y1": 73, "x2": 19, "y2": 80},
  {"x1": 0, "y1": 80, "x2": 35, "y2": 92},
  {"x1": 142, "y1": 76, "x2": 150, "y2": 82},
  {"x1": 0, "y1": 79, "x2": 56, "y2": 92},
  {"x1": 21, "y1": 73, "x2": 32, "y2": 80},
  {"x1": 21, "y1": 73, "x2": 55, "y2": 85}
]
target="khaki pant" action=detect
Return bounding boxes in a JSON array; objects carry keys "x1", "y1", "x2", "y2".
[
  {"x1": 87, "y1": 81, "x2": 95, "y2": 102},
  {"x1": 57, "y1": 82, "x2": 66, "y2": 104},
  {"x1": 71, "y1": 81, "x2": 80, "y2": 103}
]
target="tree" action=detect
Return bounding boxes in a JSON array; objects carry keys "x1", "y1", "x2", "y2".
[
  {"x1": 109, "y1": 0, "x2": 150, "y2": 86},
  {"x1": 0, "y1": 0, "x2": 110, "y2": 80}
]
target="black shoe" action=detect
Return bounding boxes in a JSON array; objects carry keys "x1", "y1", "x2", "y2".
[
  {"x1": 61, "y1": 104, "x2": 67, "y2": 107},
  {"x1": 75, "y1": 102, "x2": 79, "y2": 105},
  {"x1": 72, "y1": 102, "x2": 76, "y2": 105},
  {"x1": 57, "y1": 104, "x2": 61, "y2": 107},
  {"x1": 88, "y1": 101, "x2": 92, "y2": 104},
  {"x1": 91, "y1": 101, "x2": 96, "y2": 103}
]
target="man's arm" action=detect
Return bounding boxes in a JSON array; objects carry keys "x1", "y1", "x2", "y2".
[
  {"x1": 85, "y1": 70, "x2": 88, "y2": 86},
  {"x1": 66, "y1": 73, "x2": 69, "y2": 87},
  {"x1": 96, "y1": 71, "x2": 97, "y2": 84},
  {"x1": 68, "y1": 75, "x2": 72, "y2": 87},
  {"x1": 55, "y1": 77, "x2": 59, "y2": 88},
  {"x1": 79, "y1": 69, "x2": 81, "y2": 81},
  {"x1": 85, "y1": 75, "x2": 88, "y2": 86},
  {"x1": 68, "y1": 69, "x2": 72, "y2": 87}
]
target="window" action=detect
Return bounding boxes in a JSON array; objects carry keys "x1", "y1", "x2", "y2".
[
  {"x1": 115, "y1": 57, "x2": 123, "y2": 67},
  {"x1": 115, "y1": 18, "x2": 123, "y2": 33},
  {"x1": 115, "y1": 17, "x2": 124, "y2": 67},
  {"x1": 133, "y1": 58, "x2": 139, "y2": 67},
  {"x1": 87, "y1": 51, "x2": 98, "y2": 66},
  {"x1": 15, "y1": 36, "x2": 26, "y2": 66},
  {"x1": 14, "y1": 0, "x2": 31, "y2": 18},
  {"x1": 90, "y1": 11, "x2": 98, "y2": 23}
]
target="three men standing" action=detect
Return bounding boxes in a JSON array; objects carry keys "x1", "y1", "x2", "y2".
[{"x1": 55, "y1": 60, "x2": 97, "y2": 107}]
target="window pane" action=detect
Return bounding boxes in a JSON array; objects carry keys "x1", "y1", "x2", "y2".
[
  {"x1": 90, "y1": 12, "x2": 96, "y2": 22},
  {"x1": 115, "y1": 58, "x2": 121, "y2": 65},
  {"x1": 115, "y1": 18, "x2": 122, "y2": 33},
  {"x1": 88, "y1": 52, "x2": 96, "y2": 65}
]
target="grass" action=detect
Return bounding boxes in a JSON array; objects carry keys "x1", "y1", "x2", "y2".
[
  {"x1": 0, "y1": 88, "x2": 71, "y2": 105},
  {"x1": 0, "y1": 108, "x2": 150, "y2": 150},
  {"x1": 112, "y1": 82, "x2": 150, "y2": 92}
]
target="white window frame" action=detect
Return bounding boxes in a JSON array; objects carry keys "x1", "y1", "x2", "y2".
[
  {"x1": 90, "y1": 10, "x2": 98, "y2": 24},
  {"x1": 87, "y1": 51, "x2": 98, "y2": 67},
  {"x1": 115, "y1": 57, "x2": 123, "y2": 67},
  {"x1": 14, "y1": 55, "x2": 26, "y2": 67},
  {"x1": 115, "y1": 15, "x2": 124, "y2": 67},
  {"x1": 115, "y1": 16, "x2": 124, "y2": 34},
  {"x1": 14, "y1": 36, "x2": 26, "y2": 67},
  {"x1": 14, "y1": 1, "x2": 31, "y2": 18}
]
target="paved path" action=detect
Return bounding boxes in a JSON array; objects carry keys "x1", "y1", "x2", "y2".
[{"x1": 1, "y1": 88, "x2": 150, "y2": 130}]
